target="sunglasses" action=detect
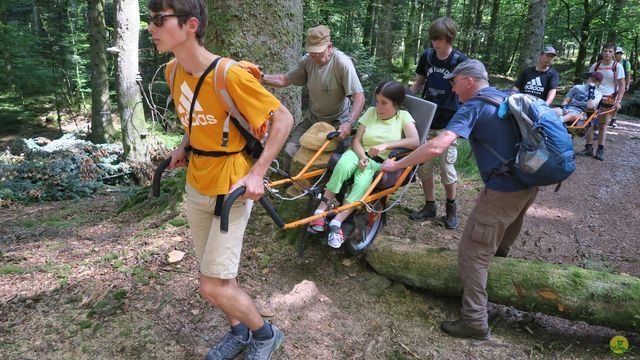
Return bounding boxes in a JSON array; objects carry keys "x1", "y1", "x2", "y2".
[{"x1": 148, "y1": 13, "x2": 187, "y2": 27}]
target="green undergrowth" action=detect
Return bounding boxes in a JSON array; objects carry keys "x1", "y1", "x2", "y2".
[{"x1": 118, "y1": 168, "x2": 186, "y2": 217}]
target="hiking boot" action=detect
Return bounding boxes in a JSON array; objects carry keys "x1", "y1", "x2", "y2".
[
  {"x1": 445, "y1": 201, "x2": 458, "y2": 229},
  {"x1": 609, "y1": 119, "x2": 618, "y2": 128},
  {"x1": 576, "y1": 144, "x2": 594, "y2": 157},
  {"x1": 410, "y1": 201, "x2": 436, "y2": 221},
  {"x1": 327, "y1": 225, "x2": 345, "y2": 248},
  {"x1": 205, "y1": 331, "x2": 252, "y2": 360},
  {"x1": 494, "y1": 248, "x2": 510, "y2": 257},
  {"x1": 595, "y1": 146, "x2": 605, "y2": 161},
  {"x1": 245, "y1": 324, "x2": 284, "y2": 360},
  {"x1": 440, "y1": 319, "x2": 491, "y2": 341}
]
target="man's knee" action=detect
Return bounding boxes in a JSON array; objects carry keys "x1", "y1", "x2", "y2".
[{"x1": 199, "y1": 275, "x2": 234, "y2": 307}]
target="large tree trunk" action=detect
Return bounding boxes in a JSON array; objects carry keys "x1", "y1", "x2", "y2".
[
  {"x1": 484, "y1": 0, "x2": 500, "y2": 64},
  {"x1": 366, "y1": 235, "x2": 640, "y2": 332},
  {"x1": 517, "y1": 0, "x2": 548, "y2": 70},
  {"x1": 401, "y1": 0, "x2": 418, "y2": 84},
  {"x1": 87, "y1": 0, "x2": 115, "y2": 143},
  {"x1": 205, "y1": 0, "x2": 302, "y2": 123},
  {"x1": 375, "y1": 0, "x2": 394, "y2": 75},
  {"x1": 606, "y1": 0, "x2": 626, "y2": 44},
  {"x1": 114, "y1": 0, "x2": 148, "y2": 161}
]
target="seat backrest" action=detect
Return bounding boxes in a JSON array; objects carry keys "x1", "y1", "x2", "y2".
[{"x1": 403, "y1": 95, "x2": 436, "y2": 144}]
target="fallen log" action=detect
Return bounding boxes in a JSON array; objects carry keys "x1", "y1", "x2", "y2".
[{"x1": 365, "y1": 235, "x2": 640, "y2": 332}]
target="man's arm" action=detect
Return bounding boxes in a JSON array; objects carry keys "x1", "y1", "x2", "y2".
[
  {"x1": 381, "y1": 130, "x2": 459, "y2": 172},
  {"x1": 168, "y1": 133, "x2": 190, "y2": 170},
  {"x1": 262, "y1": 73, "x2": 291, "y2": 88},
  {"x1": 545, "y1": 89, "x2": 557, "y2": 105},
  {"x1": 615, "y1": 77, "x2": 626, "y2": 111},
  {"x1": 338, "y1": 91, "x2": 365, "y2": 139},
  {"x1": 409, "y1": 75, "x2": 426, "y2": 95},
  {"x1": 230, "y1": 104, "x2": 294, "y2": 200}
]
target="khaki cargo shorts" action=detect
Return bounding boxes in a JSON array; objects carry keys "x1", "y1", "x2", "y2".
[
  {"x1": 417, "y1": 129, "x2": 458, "y2": 185},
  {"x1": 185, "y1": 183, "x2": 253, "y2": 279}
]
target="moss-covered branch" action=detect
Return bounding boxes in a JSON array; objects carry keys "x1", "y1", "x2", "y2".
[{"x1": 366, "y1": 235, "x2": 640, "y2": 332}]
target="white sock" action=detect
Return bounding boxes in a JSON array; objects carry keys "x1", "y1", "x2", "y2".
[
  {"x1": 314, "y1": 209, "x2": 324, "y2": 215},
  {"x1": 329, "y1": 219, "x2": 342, "y2": 229}
]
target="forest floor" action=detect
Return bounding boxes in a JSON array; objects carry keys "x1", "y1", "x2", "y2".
[{"x1": 1, "y1": 102, "x2": 640, "y2": 359}]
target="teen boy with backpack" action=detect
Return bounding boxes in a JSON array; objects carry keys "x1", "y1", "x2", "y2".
[
  {"x1": 579, "y1": 43, "x2": 626, "y2": 160},
  {"x1": 382, "y1": 59, "x2": 539, "y2": 341},
  {"x1": 148, "y1": 0, "x2": 293, "y2": 358},
  {"x1": 609, "y1": 47, "x2": 632, "y2": 128},
  {"x1": 408, "y1": 17, "x2": 468, "y2": 229}
]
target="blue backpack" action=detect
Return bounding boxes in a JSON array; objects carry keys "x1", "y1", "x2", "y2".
[{"x1": 476, "y1": 93, "x2": 576, "y2": 189}]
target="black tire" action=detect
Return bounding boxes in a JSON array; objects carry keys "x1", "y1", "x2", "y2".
[{"x1": 345, "y1": 198, "x2": 385, "y2": 255}]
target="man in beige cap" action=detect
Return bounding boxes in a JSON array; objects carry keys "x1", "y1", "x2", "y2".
[
  {"x1": 263, "y1": 25, "x2": 365, "y2": 171},
  {"x1": 382, "y1": 59, "x2": 539, "y2": 341}
]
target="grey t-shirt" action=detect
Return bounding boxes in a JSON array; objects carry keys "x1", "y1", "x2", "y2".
[
  {"x1": 565, "y1": 84, "x2": 602, "y2": 110},
  {"x1": 286, "y1": 49, "x2": 363, "y2": 123}
]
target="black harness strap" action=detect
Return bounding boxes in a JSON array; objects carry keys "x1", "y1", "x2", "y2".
[{"x1": 188, "y1": 57, "x2": 223, "y2": 136}]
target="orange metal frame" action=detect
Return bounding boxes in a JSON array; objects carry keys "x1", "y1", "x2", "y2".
[
  {"x1": 268, "y1": 138, "x2": 413, "y2": 230},
  {"x1": 566, "y1": 107, "x2": 616, "y2": 130}
]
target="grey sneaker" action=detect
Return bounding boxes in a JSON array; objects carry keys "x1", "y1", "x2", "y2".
[
  {"x1": 206, "y1": 331, "x2": 251, "y2": 360},
  {"x1": 445, "y1": 201, "x2": 458, "y2": 229},
  {"x1": 410, "y1": 201, "x2": 437, "y2": 221},
  {"x1": 245, "y1": 324, "x2": 284, "y2": 360},
  {"x1": 577, "y1": 144, "x2": 594, "y2": 157},
  {"x1": 440, "y1": 318, "x2": 490, "y2": 341}
]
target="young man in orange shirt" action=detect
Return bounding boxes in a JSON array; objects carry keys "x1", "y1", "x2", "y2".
[{"x1": 148, "y1": 0, "x2": 293, "y2": 358}]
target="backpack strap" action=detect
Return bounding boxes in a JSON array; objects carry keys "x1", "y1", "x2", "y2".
[
  {"x1": 165, "y1": 60, "x2": 179, "y2": 110},
  {"x1": 473, "y1": 94, "x2": 516, "y2": 180}
]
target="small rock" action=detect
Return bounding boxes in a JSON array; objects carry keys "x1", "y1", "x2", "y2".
[
  {"x1": 167, "y1": 250, "x2": 185, "y2": 264},
  {"x1": 342, "y1": 259, "x2": 351, "y2": 267}
]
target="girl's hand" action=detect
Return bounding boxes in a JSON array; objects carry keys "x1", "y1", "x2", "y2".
[
  {"x1": 358, "y1": 157, "x2": 369, "y2": 171},
  {"x1": 368, "y1": 143, "x2": 388, "y2": 157}
]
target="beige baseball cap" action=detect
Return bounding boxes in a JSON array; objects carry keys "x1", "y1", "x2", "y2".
[{"x1": 305, "y1": 25, "x2": 331, "y2": 53}]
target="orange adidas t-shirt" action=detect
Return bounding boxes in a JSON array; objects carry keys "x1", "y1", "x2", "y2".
[{"x1": 165, "y1": 59, "x2": 281, "y2": 196}]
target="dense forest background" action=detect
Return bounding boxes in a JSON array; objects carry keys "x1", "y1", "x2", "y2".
[{"x1": 1, "y1": 0, "x2": 639, "y2": 157}]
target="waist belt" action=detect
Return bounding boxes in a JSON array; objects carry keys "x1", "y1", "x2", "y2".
[{"x1": 186, "y1": 145, "x2": 242, "y2": 157}]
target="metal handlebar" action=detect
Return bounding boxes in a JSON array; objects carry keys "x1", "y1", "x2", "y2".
[
  {"x1": 151, "y1": 157, "x2": 172, "y2": 197},
  {"x1": 220, "y1": 187, "x2": 285, "y2": 233}
]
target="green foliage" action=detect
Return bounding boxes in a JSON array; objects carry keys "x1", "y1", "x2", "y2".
[
  {"x1": 117, "y1": 167, "x2": 186, "y2": 217},
  {"x1": 455, "y1": 139, "x2": 480, "y2": 181}
]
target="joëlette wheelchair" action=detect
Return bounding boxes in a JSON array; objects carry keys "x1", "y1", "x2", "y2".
[
  {"x1": 152, "y1": 95, "x2": 436, "y2": 256},
  {"x1": 564, "y1": 103, "x2": 616, "y2": 138}
]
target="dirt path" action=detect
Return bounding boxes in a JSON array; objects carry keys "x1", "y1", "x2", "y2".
[{"x1": 1, "y1": 117, "x2": 639, "y2": 359}]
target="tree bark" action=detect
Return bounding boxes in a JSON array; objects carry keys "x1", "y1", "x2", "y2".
[
  {"x1": 517, "y1": 0, "x2": 548, "y2": 70},
  {"x1": 606, "y1": 0, "x2": 626, "y2": 44},
  {"x1": 205, "y1": 0, "x2": 302, "y2": 123},
  {"x1": 366, "y1": 235, "x2": 640, "y2": 332},
  {"x1": 484, "y1": 0, "x2": 500, "y2": 65},
  {"x1": 87, "y1": 0, "x2": 115, "y2": 143},
  {"x1": 401, "y1": 0, "x2": 418, "y2": 84},
  {"x1": 375, "y1": 0, "x2": 394, "y2": 75},
  {"x1": 114, "y1": 0, "x2": 148, "y2": 161}
]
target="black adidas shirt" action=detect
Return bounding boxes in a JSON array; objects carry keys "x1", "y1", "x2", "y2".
[
  {"x1": 415, "y1": 48, "x2": 468, "y2": 129},
  {"x1": 514, "y1": 66, "x2": 559, "y2": 101}
]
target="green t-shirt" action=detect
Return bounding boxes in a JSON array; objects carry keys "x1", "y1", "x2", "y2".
[{"x1": 358, "y1": 107, "x2": 415, "y2": 159}]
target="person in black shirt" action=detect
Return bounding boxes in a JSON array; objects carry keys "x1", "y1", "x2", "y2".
[
  {"x1": 408, "y1": 17, "x2": 468, "y2": 229},
  {"x1": 513, "y1": 46, "x2": 559, "y2": 105}
]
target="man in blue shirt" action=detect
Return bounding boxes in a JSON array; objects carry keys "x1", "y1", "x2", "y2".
[{"x1": 382, "y1": 59, "x2": 539, "y2": 340}]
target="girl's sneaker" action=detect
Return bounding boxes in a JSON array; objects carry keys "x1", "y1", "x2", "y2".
[
  {"x1": 307, "y1": 217, "x2": 326, "y2": 234},
  {"x1": 327, "y1": 225, "x2": 344, "y2": 248}
]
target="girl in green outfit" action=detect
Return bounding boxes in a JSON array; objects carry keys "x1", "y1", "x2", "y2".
[{"x1": 308, "y1": 80, "x2": 419, "y2": 248}]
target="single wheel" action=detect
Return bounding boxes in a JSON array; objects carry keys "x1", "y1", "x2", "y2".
[{"x1": 345, "y1": 198, "x2": 386, "y2": 255}]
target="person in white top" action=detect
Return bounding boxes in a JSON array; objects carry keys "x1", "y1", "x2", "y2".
[{"x1": 577, "y1": 43, "x2": 625, "y2": 161}]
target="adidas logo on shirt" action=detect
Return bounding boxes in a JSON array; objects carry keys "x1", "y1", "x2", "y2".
[
  {"x1": 523, "y1": 76, "x2": 545, "y2": 95},
  {"x1": 177, "y1": 82, "x2": 218, "y2": 127}
]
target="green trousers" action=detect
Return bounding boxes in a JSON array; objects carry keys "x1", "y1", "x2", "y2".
[{"x1": 326, "y1": 149, "x2": 381, "y2": 204}]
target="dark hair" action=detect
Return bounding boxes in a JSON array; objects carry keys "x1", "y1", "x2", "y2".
[
  {"x1": 148, "y1": 0, "x2": 208, "y2": 45},
  {"x1": 374, "y1": 80, "x2": 405, "y2": 108},
  {"x1": 429, "y1": 17, "x2": 457, "y2": 44},
  {"x1": 602, "y1": 43, "x2": 615, "y2": 51}
]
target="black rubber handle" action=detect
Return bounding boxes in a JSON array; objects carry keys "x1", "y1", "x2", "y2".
[
  {"x1": 388, "y1": 148, "x2": 412, "y2": 159},
  {"x1": 327, "y1": 131, "x2": 340, "y2": 140},
  {"x1": 220, "y1": 187, "x2": 285, "y2": 233},
  {"x1": 151, "y1": 157, "x2": 172, "y2": 198}
]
